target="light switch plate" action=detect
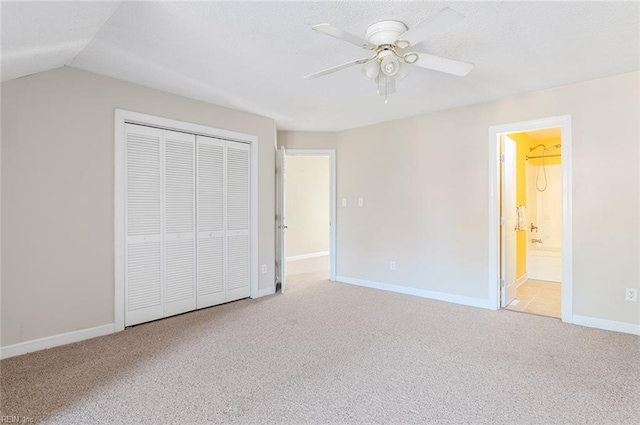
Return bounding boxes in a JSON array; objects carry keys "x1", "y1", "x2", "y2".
[
  {"x1": 342, "y1": 198, "x2": 347, "y2": 207},
  {"x1": 358, "y1": 198, "x2": 364, "y2": 207},
  {"x1": 261, "y1": 264, "x2": 267, "y2": 274}
]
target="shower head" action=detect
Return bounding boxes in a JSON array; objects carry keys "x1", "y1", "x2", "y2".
[{"x1": 543, "y1": 143, "x2": 562, "y2": 152}]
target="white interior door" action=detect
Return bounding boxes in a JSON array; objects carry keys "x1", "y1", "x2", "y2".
[
  {"x1": 196, "y1": 136, "x2": 226, "y2": 309},
  {"x1": 225, "y1": 141, "x2": 251, "y2": 301},
  {"x1": 277, "y1": 146, "x2": 287, "y2": 293},
  {"x1": 124, "y1": 124, "x2": 164, "y2": 326},
  {"x1": 502, "y1": 136, "x2": 517, "y2": 307},
  {"x1": 163, "y1": 130, "x2": 197, "y2": 317}
]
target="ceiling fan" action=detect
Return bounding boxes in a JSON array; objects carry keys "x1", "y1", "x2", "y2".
[{"x1": 304, "y1": 7, "x2": 474, "y2": 102}]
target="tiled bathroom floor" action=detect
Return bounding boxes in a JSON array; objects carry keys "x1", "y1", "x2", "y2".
[{"x1": 506, "y1": 279, "x2": 561, "y2": 318}]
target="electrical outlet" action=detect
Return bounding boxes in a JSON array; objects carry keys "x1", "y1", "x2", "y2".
[
  {"x1": 625, "y1": 288, "x2": 637, "y2": 302},
  {"x1": 342, "y1": 198, "x2": 347, "y2": 207},
  {"x1": 389, "y1": 261, "x2": 396, "y2": 271},
  {"x1": 261, "y1": 264, "x2": 267, "y2": 274}
]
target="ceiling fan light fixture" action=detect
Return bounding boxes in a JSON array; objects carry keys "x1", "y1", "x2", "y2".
[
  {"x1": 380, "y1": 53, "x2": 400, "y2": 76},
  {"x1": 376, "y1": 74, "x2": 397, "y2": 103},
  {"x1": 362, "y1": 60, "x2": 380, "y2": 81}
]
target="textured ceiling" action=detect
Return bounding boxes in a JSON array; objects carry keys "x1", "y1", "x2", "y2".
[
  {"x1": 2, "y1": 1, "x2": 638, "y2": 131},
  {"x1": 1, "y1": 1, "x2": 121, "y2": 81}
]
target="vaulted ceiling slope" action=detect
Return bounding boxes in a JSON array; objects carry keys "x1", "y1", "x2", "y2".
[{"x1": 2, "y1": 1, "x2": 638, "y2": 131}]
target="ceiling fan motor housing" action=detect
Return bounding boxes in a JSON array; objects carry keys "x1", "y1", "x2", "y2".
[{"x1": 365, "y1": 20, "x2": 408, "y2": 46}]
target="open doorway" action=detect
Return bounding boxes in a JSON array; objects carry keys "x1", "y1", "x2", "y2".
[
  {"x1": 489, "y1": 116, "x2": 573, "y2": 323},
  {"x1": 502, "y1": 129, "x2": 563, "y2": 317},
  {"x1": 276, "y1": 148, "x2": 336, "y2": 293}
]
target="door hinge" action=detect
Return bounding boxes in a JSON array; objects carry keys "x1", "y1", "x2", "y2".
[
  {"x1": 500, "y1": 279, "x2": 505, "y2": 288},
  {"x1": 500, "y1": 154, "x2": 505, "y2": 163},
  {"x1": 500, "y1": 216, "x2": 505, "y2": 226}
]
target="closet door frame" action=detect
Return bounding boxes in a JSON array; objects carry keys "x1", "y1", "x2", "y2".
[{"x1": 115, "y1": 109, "x2": 259, "y2": 332}]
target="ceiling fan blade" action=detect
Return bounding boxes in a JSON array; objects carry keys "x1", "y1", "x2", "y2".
[
  {"x1": 304, "y1": 57, "x2": 373, "y2": 80},
  {"x1": 412, "y1": 52, "x2": 474, "y2": 76},
  {"x1": 398, "y1": 7, "x2": 464, "y2": 47},
  {"x1": 312, "y1": 24, "x2": 377, "y2": 50}
]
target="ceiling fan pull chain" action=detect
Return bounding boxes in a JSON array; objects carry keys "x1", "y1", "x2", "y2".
[{"x1": 385, "y1": 75, "x2": 389, "y2": 104}]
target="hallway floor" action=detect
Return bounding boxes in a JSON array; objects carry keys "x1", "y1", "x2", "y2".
[
  {"x1": 505, "y1": 279, "x2": 561, "y2": 318},
  {"x1": 285, "y1": 255, "x2": 329, "y2": 277}
]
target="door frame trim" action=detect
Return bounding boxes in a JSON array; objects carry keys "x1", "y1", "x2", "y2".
[
  {"x1": 283, "y1": 149, "x2": 337, "y2": 282},
  {"x1": 114, "y1": 109, "x2": 259, "y2": 332},
  {"x1": 488, "y1": 115, "x2": 572, "y2": 323}
]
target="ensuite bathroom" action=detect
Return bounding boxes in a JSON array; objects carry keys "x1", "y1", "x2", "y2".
[{"x1": 506, "y1": 128, "x2": 562, "y2": 318}]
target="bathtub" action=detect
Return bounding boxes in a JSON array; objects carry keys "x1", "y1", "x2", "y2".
[{"x1": 528, "y1": 246, "x2": 562, "y2": 282}]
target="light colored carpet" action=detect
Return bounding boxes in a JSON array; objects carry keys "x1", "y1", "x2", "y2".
[{"x1": 1, "y1": 256, "x2": 639, "y2": 424}]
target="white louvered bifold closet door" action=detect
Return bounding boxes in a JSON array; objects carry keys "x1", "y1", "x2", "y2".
[
  {"x1": 124, "y1": 124, "x2": 250, "y2": 327},
  {"x1": 196, "y1": 136, "x2": 226, "y2": 309},
  {"x1": 225, "y1": 141, "x2": 251, "y2": 301},
  {"x1": 196, "y1": 137, "x2": 250, "y2": 306},
  {"x1": 125, "y1": 124, "x2": 164, "y2": 326},
  {"x1": 163, "y1": 130, "x2": 197, "y2": 317}
]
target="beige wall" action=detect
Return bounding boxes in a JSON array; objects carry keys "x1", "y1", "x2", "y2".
[
  {"x1": 278, "y1": 131, "x2": 338, "y2": 150},
  {"x1": 2, "y1": 67, "x2": 637, "y2": 348},
  {"x1": 1, "y1": 67, "x2": 276, "y2": 347},
  {"x1": 285, "y1": 156, "x2": 330, "y2": 258},
  {"x1": 281, "y1": 71, "x2": 639, "y2": 326}
]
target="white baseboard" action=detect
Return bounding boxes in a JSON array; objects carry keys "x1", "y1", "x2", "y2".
[
  {"x1": 529, "y1": 274, "x2": 561, "y2": 283},
  {"x1": 335, "y1": 276, "x2": 492, "y2": 310},
  {"x1": 0, "y1": 323, "x2": 115, "y2": 360},
  {"x1": 255, "y1": 286, "x2": 276, "y2": 298},
  {"x1": 572, "y1": 315, "x2": 639, "y2": 336},
  {"x1": 516, "y1": 273, "x2": 528, "y2": 288},
  {"x1": 286, "y1": 251, "x2": 329, "y2": 262}
]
